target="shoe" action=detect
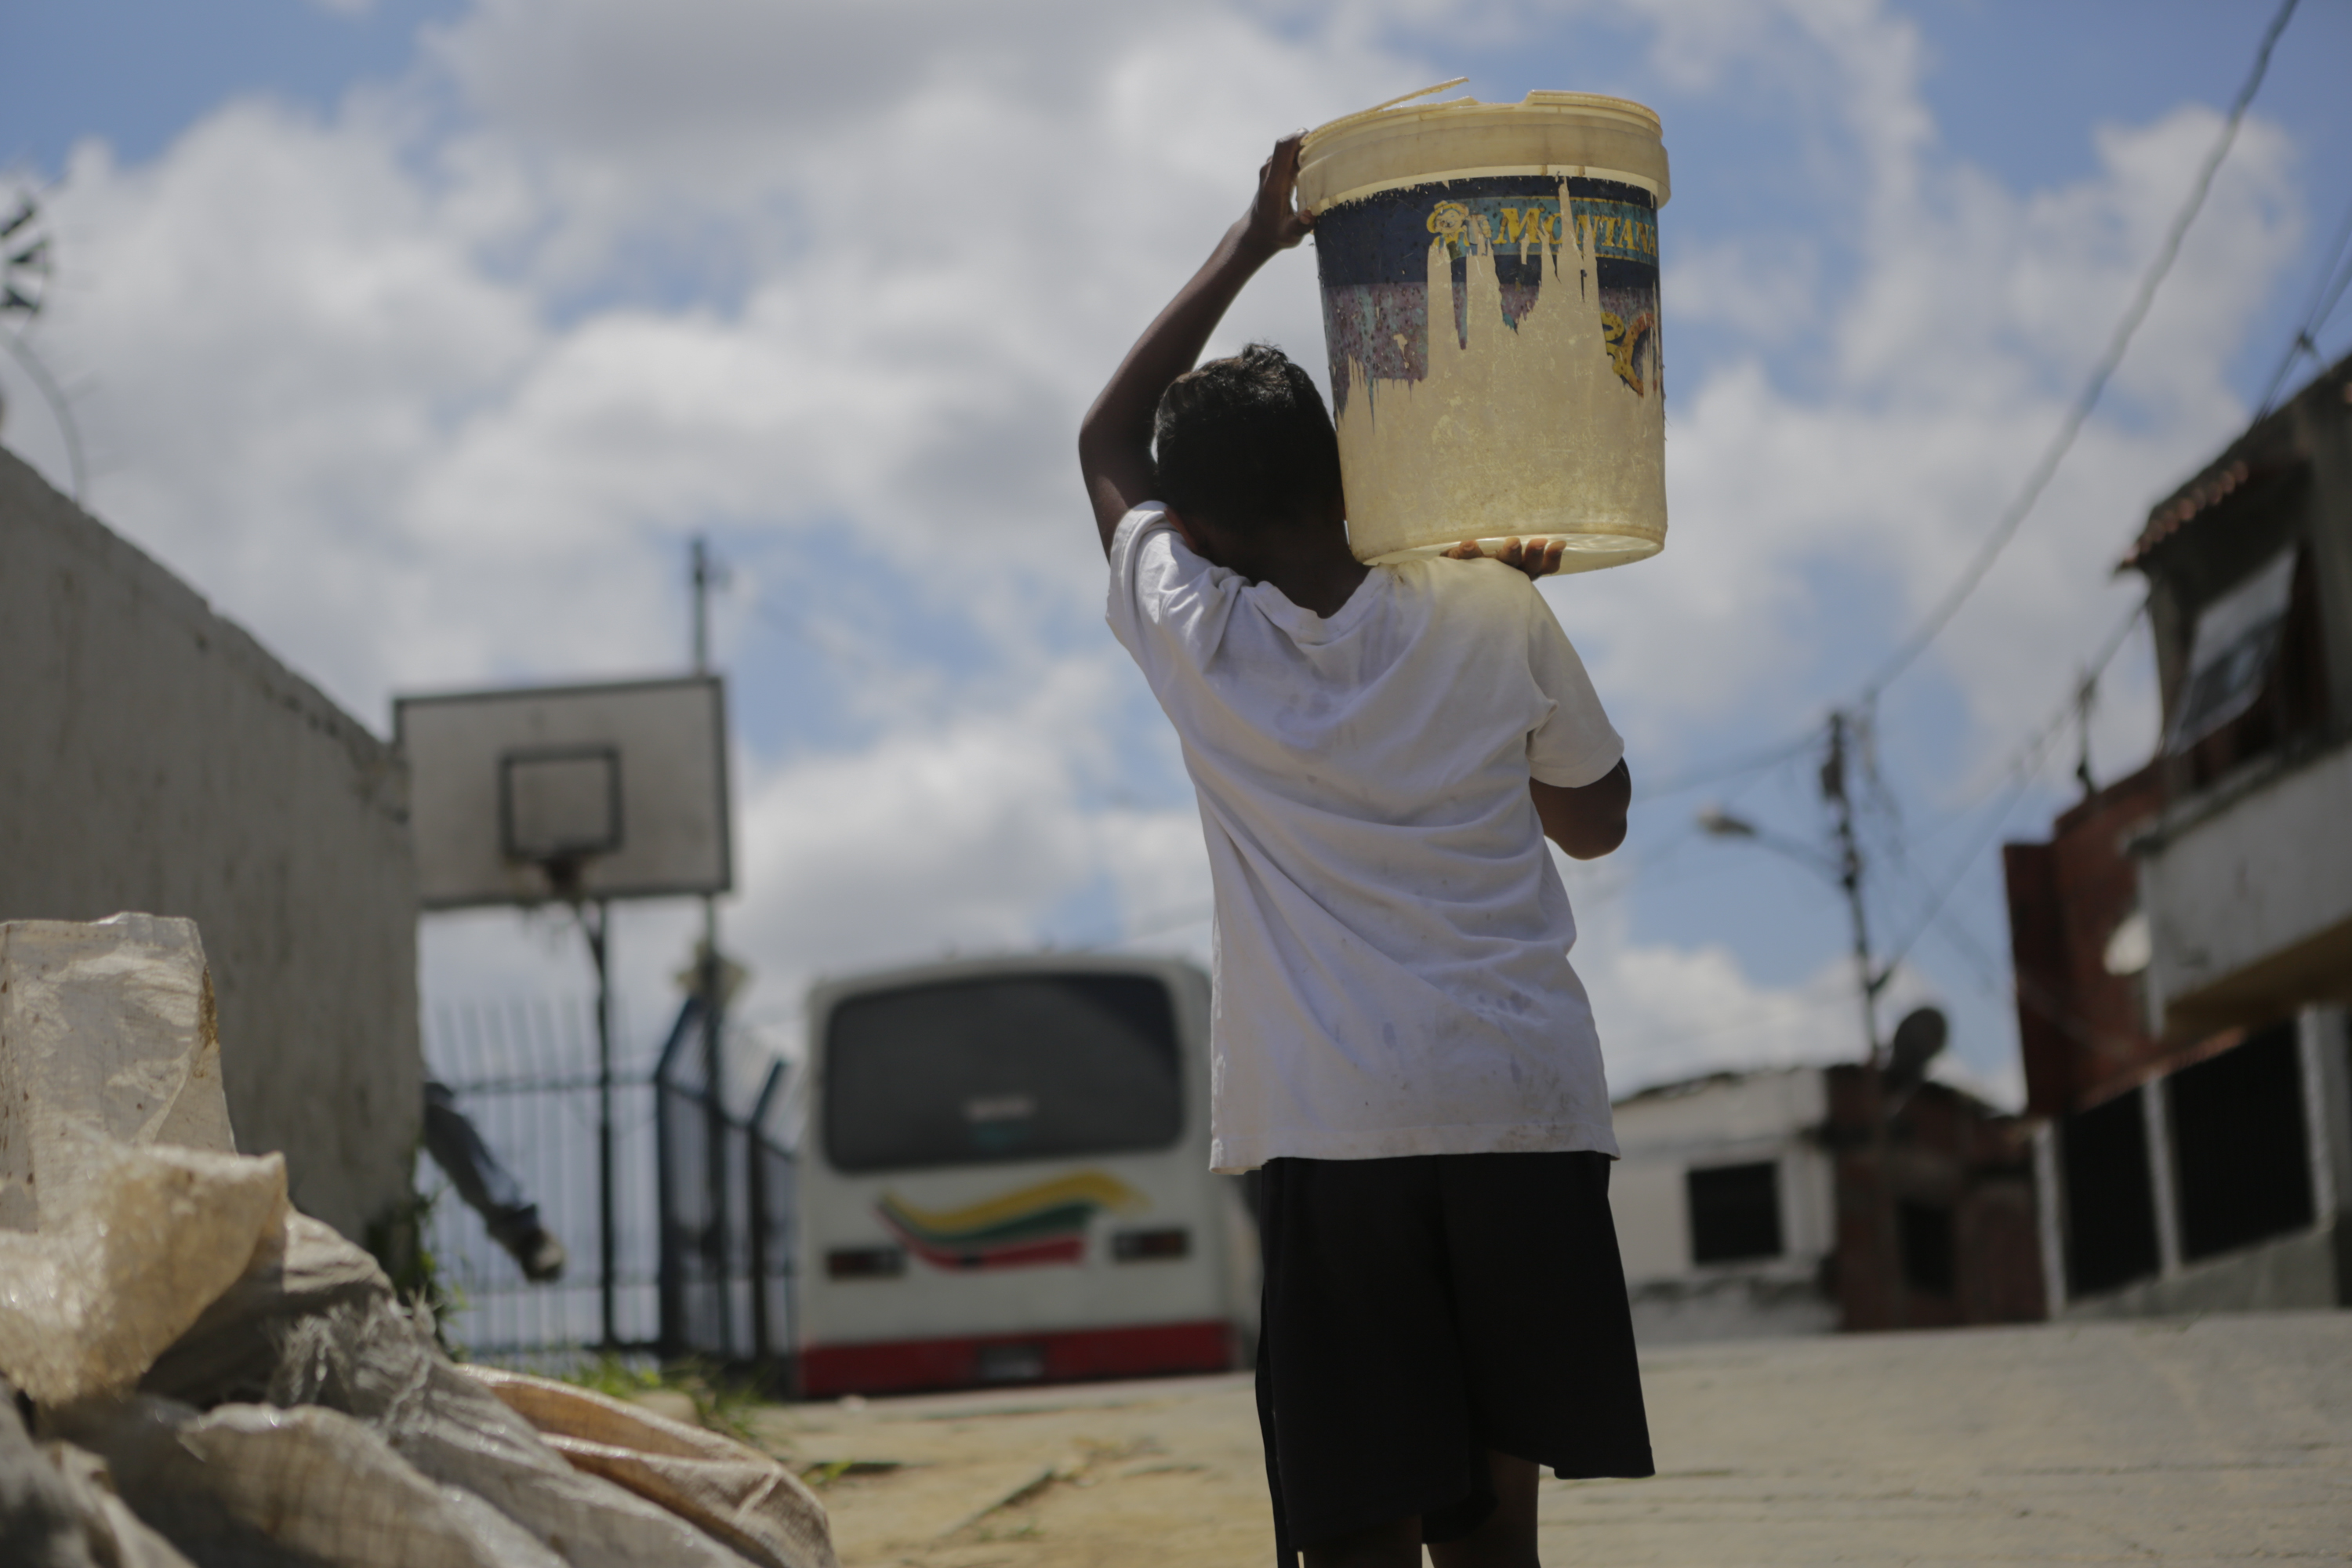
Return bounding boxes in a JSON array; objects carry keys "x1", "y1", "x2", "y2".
[{"x1": 519, "y1": 1229, "x2": 567, "y2": 1283}]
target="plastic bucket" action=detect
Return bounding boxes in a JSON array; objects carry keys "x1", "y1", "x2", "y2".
[{"x1": 1298, "y1": 87, "x2": 1671, "y2": 572}]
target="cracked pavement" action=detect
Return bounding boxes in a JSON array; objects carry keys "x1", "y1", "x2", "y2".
[{"x1": 750, "y1": 1312, "x2": 2352, "y2": 1566}]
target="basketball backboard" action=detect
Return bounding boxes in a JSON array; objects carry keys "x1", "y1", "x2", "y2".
[{"x1": 395, "y1": 675, "x2": 731, "y2": 909}]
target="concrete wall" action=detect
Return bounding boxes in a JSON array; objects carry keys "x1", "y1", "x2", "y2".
[
  {"x1": 2140, "y1": 739, "x2": 2352, "y2": 1036},
  {"x1": 1613, "y1": 1069, "x2": 1840, "y2": 1345},
  {"x1": 2002, "y1": 763, "x2": 2166, "y2": 1116},
  {"x1": 2130, "y1": 356, "x2": 2352, "y2": 1037},
  {"x1": 0, "y1": 448, "x2": 419, "y2": 1240},
  {"x1": 2050, "y1": 1006, "x2": 2351, "y2": 1318},
  {"x1": 2060, "y1": 1223, "x2": 2345, "y2": 1319}
]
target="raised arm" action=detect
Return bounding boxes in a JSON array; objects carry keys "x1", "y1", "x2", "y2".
[
  {"x1": 1532, "y1": 760, "x2": 1631, "y2": 859},
  {"x1": 1077, "y1": 132, "x2": 1314, "y2": 552}
]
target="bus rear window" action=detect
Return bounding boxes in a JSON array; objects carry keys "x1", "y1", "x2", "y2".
[{"x1": 823, "y1": 974, "x2": 1183, "y2": 1173}]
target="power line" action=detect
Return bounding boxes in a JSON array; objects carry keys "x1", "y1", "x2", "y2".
[
  {"x1": 1869, "y1": 600, "x2": 2146, "y2": 980},
  {"x1": 2254, "y1": 182, "x2": 2352, "y2": 417},
  {"x1": 1641, "y1": 0, "x2": 2298, "y2": 864},
  {"x1": 1632, "y1": 731, "x2": 1818, "y2": 804},
  {"x1": 1606, "y1": 982, "x2": 1857, "y2": 1064},
  {"x1": 1082, "y1": 900, "x2": 1213, "y2": 952},
  {"x1": 0, "y1": 328, "x2": 85, "y2": 500},
  {"x1": 1517, "y1": 5, "x2": 2288, "y2": 1075},
  {"x1": 1854, "y1": 0, "x2": 2300, "y2": 706}
]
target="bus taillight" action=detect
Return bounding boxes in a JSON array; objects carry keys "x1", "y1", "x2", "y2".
[
  {"x1": 1111, "y1": 1226, "x2": 1191, "y2": 1261},
  {"x1": 827, "y1": 1245, "x2": 907, "y2": 1279}
]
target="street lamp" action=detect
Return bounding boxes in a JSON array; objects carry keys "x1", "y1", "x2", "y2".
[{"x1": 1697, "y1": 807, "x2": 1841, "y2": 877}]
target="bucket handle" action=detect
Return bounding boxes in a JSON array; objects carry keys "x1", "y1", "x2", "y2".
[
  {"x1": 1359, "y1": 76, "x2": 1468, "y2": 116},
  {"x1": 1302, "y1": 77, "x2": 1471, "y2": 153}
]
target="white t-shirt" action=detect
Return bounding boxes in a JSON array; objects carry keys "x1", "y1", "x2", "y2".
[{"x1": 1105, "y1": 505, "x2": 1625, "y2": 1172}]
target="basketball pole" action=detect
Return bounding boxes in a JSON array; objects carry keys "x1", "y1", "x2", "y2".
[
  {"x1": 586, "y1": 893, "x2": 618, "y2": 1349},
  {"x1": 691, "y1": 538, "x2": 731, "y2": 1354}
]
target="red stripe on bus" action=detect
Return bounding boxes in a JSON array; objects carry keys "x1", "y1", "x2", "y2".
[
  {"x1": 800, "y1": 1320, "x2": 1237, "y2": 1397},
  {"x1": 891, "y1": 1232, "x2": 1087, "y2": 1271}
]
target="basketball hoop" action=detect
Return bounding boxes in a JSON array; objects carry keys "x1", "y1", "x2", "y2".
[{"x1": 395, "y1": 675, "x2": 733, "y2": 1346}]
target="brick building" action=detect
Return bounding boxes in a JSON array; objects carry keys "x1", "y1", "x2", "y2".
[{"x1": 2003, "y1": 353, "x2": 2352, "y2": 1317}]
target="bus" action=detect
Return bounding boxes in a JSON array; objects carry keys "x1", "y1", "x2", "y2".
[{"x1": 793, "y1": 953, "x2": 1257, "y2": 1397}]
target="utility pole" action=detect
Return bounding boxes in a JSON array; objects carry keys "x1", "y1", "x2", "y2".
[
  {"x1": 1822, "y1": 711, "x2": 1907, "y2": 1330},
  {"x1": 2074, "y1": 669, "x2": 2099, "y2": 800},
  {"x1": 689, "y1": 537, "x2": 731, "y2": 1351},
  {"x1": 691, "y1": 537, "x2": 714, "y2": 674}
]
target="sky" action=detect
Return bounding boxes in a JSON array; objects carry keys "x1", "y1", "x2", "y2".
[{"x1": 5, "y1": 0, "x2": 2350, "y2": 1111}]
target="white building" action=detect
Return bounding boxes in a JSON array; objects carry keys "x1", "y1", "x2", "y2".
[
  {"x1": 1612, "y1": 1069, "x2": 1842, "y2": 1344},
  {"x1": 1613, "y1": 1064, "x2": 2046, "y2": 1341}
]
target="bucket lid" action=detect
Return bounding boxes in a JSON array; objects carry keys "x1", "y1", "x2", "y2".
[{"x1": 1298, "y1": 85, "x2": 1670, "y2": 212}]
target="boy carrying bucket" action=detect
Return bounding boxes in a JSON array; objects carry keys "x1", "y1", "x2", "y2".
[{"x1": 1077, "y1": 133, "x2": 1653, "y2": 1568}]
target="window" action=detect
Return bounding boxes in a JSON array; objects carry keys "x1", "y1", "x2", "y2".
[
  {"x1": 2167, "y1": 1024, "x2": 2313, "y2": 1261},
  {"x1": 1686, "y1": 1161, "x2": 1782, "y2": 1265},
  {"x1": 2167, "y1": 546, "x2": 2329, "y2": 788},
  {"x1": 2060, "y1": 1091, "x2": 2159, "y2": 1297},
  {"x1": 823, "y1": 974, "x2": 1182, "y2": 1174},
  {"x1": 1898, "y1": 1201, "x2": 1956, "y2": 1297},
  {"x1": 2165, "y1": 550, "x2": 2298, "y2": 753}
]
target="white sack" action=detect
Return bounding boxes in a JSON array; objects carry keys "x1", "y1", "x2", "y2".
[
  {"x1": 462, "y1": 1365, "x2": 837, "y2": 1568},
  {"x1": 2, "y1": 1374, "x2": 194, "y2": 1568},
  {"x1": 41, "y1": 1444, "x2": 200, "y2": 1568},
  {"x1": 0, "y1": 914, "x2": 236, "y2": 1233},
  {"x1": 0, "y1": 1143, "x2": 286, "y2": 1406},
  {"x1": 268, "y1": 1298, "x2": 756, "y2": 1568},
  {"x1": 50, "y1": 1395, "x2": 568, "y2": 1568},
  {"x1": 144, "y1": 1211, "x2": 393, "y2": 1409}
]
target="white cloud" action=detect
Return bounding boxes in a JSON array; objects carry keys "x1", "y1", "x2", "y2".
[{"x1": 19, "y1": 0, "x2": 2316, "y2": 1095}]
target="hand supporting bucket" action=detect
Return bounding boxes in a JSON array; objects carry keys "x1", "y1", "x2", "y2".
[{"x1": 1299, "y1": 89, "x2": 1671, "y2": 572}]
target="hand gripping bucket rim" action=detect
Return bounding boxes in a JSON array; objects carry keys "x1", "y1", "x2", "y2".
[{"x1": 1298, "y1": 85, "x2": 1673, "y2": 572}]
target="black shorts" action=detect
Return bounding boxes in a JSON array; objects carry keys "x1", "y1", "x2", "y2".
[{"x1": 1254, "y1": 1150, "x2": 1653, "y2": 1560}]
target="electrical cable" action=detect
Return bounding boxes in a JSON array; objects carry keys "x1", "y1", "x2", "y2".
[
  {"x1": 0, "y1": 328, "x2": 86, "y2": 501},
  {"x1": 1869, "y1": 600, "x2": 2147, "y2": 981},
  {"x1": 1853, "y1": 0, "x2": 2299, "y2": 706},
  {"x1": 2254, "y1": 183, "x2": 2352, "y2": 416},
  {"x1": 1083, "y1": 900, "x2": 1214, "y2": 952},
  {"x1": 1614, "y1": 0, "x2": 2291, "y2": 818},
  {"x1": 1605, "y1": 982, "x2": 1857, "y2": 1065},
  {"x1": 1422, "y1": 7, "x2": 2295, "y2": 1072},
  {"x1": 1877, "y1": 838, "x2": 2115, "y2": 1056},
  {"x1": 1631, "y1": 731, "x2": 1819, "y2": 804},
  {"x1": 2316, "y1": 247, "x2": 2352, "y2": 347}
]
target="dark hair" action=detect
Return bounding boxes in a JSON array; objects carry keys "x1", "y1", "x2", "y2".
[{"x1": 1152, "y1": 343, "x2": 1342, "y2": 534}]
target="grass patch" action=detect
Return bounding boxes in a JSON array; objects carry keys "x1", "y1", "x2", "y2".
[{"x1": 561, "y1": 1353, "x2": 771, "y2": 1451}]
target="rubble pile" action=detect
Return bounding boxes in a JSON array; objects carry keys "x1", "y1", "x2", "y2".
[{"x1": 0, "y1": 914, "x2": 837, "y2": 1568}]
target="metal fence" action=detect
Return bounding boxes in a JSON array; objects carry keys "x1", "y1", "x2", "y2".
[
  {"x1": 420, "y1": 995, "x2": 795, "y2": 1369},
  {"x1": 652, "y1": 1000, "x2": 797, "y2": 1363}
]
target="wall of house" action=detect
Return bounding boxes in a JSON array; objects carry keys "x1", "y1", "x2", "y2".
[
  {"x1": 2139, "y1": 742, "x2": 2352, "y2": 1035},
  {"x1": 0, "y1": 448, "x2": 420, "y2": 1241},
  {"x1": 2042, "y1": 1007, "x2": 2351, "y2": 1319},
  {"x1": 2002, "y1": 764, "x2": 2166, "y2": 1116},
  {"x1": 2133, "y1": 358, "x2": 2352, "y2": 737},
  {"x1": 1823, "y1": 1068, "x2": 2046, "y2": 1332},
  {"x1": 2013, "y1": 361, "x2": 2352, "y2": 1323},
  {"x1": 2125, "y1": 358, "x2": 2352, "y2": 1038},
  {"x1": 1613, "y1": 1069, "x2": 1841, "y2": 1345}
]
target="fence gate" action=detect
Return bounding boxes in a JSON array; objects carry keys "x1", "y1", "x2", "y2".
[{"x1": 422, "y1": 995, "x2": 795, "y2": 1370}]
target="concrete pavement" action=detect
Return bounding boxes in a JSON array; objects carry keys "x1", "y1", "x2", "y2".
[{"x1": 756, "y1": 1312, "x2": 2352, "y2": 1566}]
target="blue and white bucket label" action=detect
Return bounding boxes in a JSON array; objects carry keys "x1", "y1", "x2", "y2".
[{"x1": 1314, "y1": 174, "x2": 1661, "y2": 418}]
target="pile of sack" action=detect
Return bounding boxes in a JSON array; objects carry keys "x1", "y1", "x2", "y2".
[{"x1": 0, "y1": 913, "x2": 837, "y2": 1568}]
